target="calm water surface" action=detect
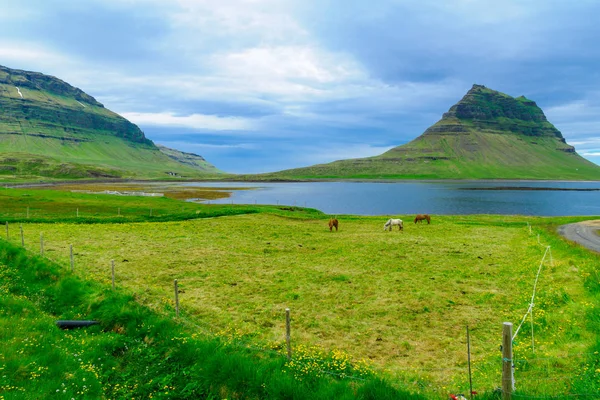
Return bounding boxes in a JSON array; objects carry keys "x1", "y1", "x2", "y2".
[{"x1": 185, "y1": 181, "x2": 600, "y2": 216}]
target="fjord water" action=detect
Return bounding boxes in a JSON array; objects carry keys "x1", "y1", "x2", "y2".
[{"x1": 187, "y1": 181, "x2": 600, "y2": 216}]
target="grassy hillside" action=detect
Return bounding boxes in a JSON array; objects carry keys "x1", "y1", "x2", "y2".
[
  {"x1": 0, "y1": 134, "x2": 223, "y2": 181},
  {"x1": 0, "y1": 65, "x2": 223, "y2": 181},
  {"x1": 259, "y1": 85, "x2": 600, "y2": 180},
  {"x1": 1, "y1": 187, "x2": 600, "y2": 398}
]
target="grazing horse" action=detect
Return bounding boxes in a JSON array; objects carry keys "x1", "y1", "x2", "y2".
[
  {"x1": 414, "y1": 214, "x2": 431, "y2": 224},
  {"x1": 328, "y1": 218, "x2": 339, "y2": 232},
  {"x1": 384, "y1": 218, "x2": 403, "y2": 231}
]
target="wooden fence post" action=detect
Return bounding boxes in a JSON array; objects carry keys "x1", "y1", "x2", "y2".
[
  {"x1": 118, "y1": 207, "x2": 120, "y2": 216},
  {"x1": 27, "y1": 207, "x2": 29, "y2": 219},
  {"x1": 5, "y1": 221, "x2": 8, "y2": 240},
  {"x1": 174, "y1": 279, "x2": 180, "y2": 318},
  {"x1": 502, "y1": 322, "x2": 514, "y2": 400},
  {"x1": 286, "y1": 308, "x2": 292, "y2": 361},
  {"x1": 20, "y1": 225, "x2": 24, "y2": 247},
  {"x1": 467, "y1": 326, "x2": 473, "y2": 400},
  {"x1": 76, "y1": 208, "x2": 79, "y2": 218},
  {"x1": 40, "y1": 233, "x2": 44, "y2": 257},
  {"x1": 111, "y1": 260, "x2": 115, "y2": 289},
  {"x1": 70, "y1": 245, "x2": 74, "y2": 272}
]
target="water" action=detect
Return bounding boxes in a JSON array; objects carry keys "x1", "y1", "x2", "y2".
[{"x1": 184, "y1": 181, "x2": 600, "y2": 216}]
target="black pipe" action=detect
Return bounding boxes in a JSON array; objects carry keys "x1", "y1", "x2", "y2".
[{"x1": 55, "y1": 320, "x2": 99, "y2": 329}]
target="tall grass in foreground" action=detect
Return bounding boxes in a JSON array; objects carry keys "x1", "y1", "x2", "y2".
[{"x1": 0, "y1": 240, "x2": 423, "y2": 399}]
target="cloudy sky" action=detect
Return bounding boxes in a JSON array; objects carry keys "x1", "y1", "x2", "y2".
[{"x1": 1, "y1": 0, "x2": 599, "y2": 173}]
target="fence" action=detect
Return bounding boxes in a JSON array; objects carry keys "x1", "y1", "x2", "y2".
[{"x1": 2, "y1": 220, "x2": 598, "y2": 399}]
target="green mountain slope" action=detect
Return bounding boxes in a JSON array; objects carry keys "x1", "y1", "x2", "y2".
[
  {"x1": 0, "y1": 65, "x2": 222, "y2": 181},
  {"x1": 265, "y1": 85, "x2": 600, "y2": 180}
]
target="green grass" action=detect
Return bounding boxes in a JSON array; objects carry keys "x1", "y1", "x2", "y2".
[
  {"x1": 1, "y1": 242, "x2": 418, "y2": 399},
  {"x1": 1, "y1": 188, "x2": 600, "y2": 399},
  {"x1": 0, "y1": 186, "x2": 322, "y2": 224},
  {"x1": 0, "y1": 134, "x2": 224, "y2": 181}
]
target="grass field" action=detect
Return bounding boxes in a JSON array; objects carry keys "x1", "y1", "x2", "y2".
[
  {"x1": 1, "y1": 186, "x2": 599, "y2": 398},
  {"x1": 1, "y1": 193, "x2": 598, "y2": 397}
]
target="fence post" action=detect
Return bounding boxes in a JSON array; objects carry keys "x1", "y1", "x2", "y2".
[
  {"x1": 40, "y1": 233, "x2": 44, "y2": 257},
  {"x1": 467, "y1": 326, "x2": 473, "y2": 400},
  {"x1": 150, "y1": 208, "x2": 153, "y2": 217},
  {"x1": 174, "y1": 279, "x2": 180, "y2": 318},
  {"x1": 76, "y1": 208, "x2": 79, "y2": 218},
  {"x1": 111, "y1": 260, "x2": 115, "y2": 289},
  {"x1": 286, "y1": 308, "x2": 292, "y2": 361},
  {"x1": 5, "y1": 221, "x2": 8, "y2": 240},
  {"x1": 70, "y1": 245, "x2": 74, "y2": 272},
  {"x1": 118, "y1": 207, "x2": 120, "y2": 216},
  {"x1": 502, "y1": 322, "x2": 514, "y2": 400},
  {"x1": 27, "y1": 207, "x2": 29, "y2": 219},
  {"x1": 20, "y1": 225, "x2": 24, "y2": 247}
]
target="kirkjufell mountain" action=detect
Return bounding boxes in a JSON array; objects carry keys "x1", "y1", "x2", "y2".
[{"x1": 264, "y1": 84, "x2": 600, "y2": 180}]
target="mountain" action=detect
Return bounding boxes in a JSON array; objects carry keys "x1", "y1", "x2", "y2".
[
  {"x1": 263, "y1": 84, "x2": 600, "y2": 180},
  {"x1": 155, "y1": 144, "x2": 218, "y2": 172},
  {"x1": 0, "y1": 65, "x2": 222, "y2": 181}
]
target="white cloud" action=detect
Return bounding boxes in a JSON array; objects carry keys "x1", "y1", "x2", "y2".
[
  {"x1": 0, "y1": 43, "x2": 70, "y2": 67},
  {"x1": 569, "y1": 138, "x2": 600, "y2": 146},
  {"x1": 122, "y1": 112, "x2": 256, "y2": 131},
  {"x1": 170, "y1": 0, "x2": 306, "y2": 41},
  {"x1": 546, "y1": 101, "x2": 600, "y2": 120}
]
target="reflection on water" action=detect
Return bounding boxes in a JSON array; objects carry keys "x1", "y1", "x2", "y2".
[{"x1": 184, "y1": 181, "x2": 600, "y2": 216}]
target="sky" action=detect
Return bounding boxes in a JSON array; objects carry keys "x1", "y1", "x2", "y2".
[{"x1": 1, "y1": 0, "x2": 600, "y2": 173}]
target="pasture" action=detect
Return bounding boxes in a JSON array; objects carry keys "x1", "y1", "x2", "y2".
[{"x1": 7, "y1": 208, "x2": 599, "y2": 397}]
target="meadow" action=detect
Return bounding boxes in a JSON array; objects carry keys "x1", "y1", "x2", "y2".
[{"x1": 1, "y1": 186, "x2": 600, "y2": 399}]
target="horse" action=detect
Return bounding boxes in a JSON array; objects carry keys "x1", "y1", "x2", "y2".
[
  {"x1": 384, "y1": 218, "x2": 403, "y2": 231},
  {"x1": 414, "y1": 214, "x2": 431, "y2": 224},
  {"x1": 328, "y1": 218, "x2": 339, "y2": 232}
]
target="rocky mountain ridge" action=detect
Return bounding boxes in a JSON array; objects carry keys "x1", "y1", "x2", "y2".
[{"x1": 424, "y1": 84, "x2": 565, "y2": 140}]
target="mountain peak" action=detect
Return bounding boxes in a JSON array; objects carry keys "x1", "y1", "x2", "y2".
[{"x1": 428, "y1": 85, "x2": 564, "y2": 139}]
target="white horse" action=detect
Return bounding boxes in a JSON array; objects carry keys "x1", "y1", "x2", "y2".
[{"x1": 384, "y1": 218, "x2": 403, "y2": 231}]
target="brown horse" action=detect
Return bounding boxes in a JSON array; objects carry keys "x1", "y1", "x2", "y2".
[
  {"x1": 414, "y1": 214, "x2": 431, "y2": 224},
  {"x1": 328, "y1": 218, "x2": 339, "y2": 232}
]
